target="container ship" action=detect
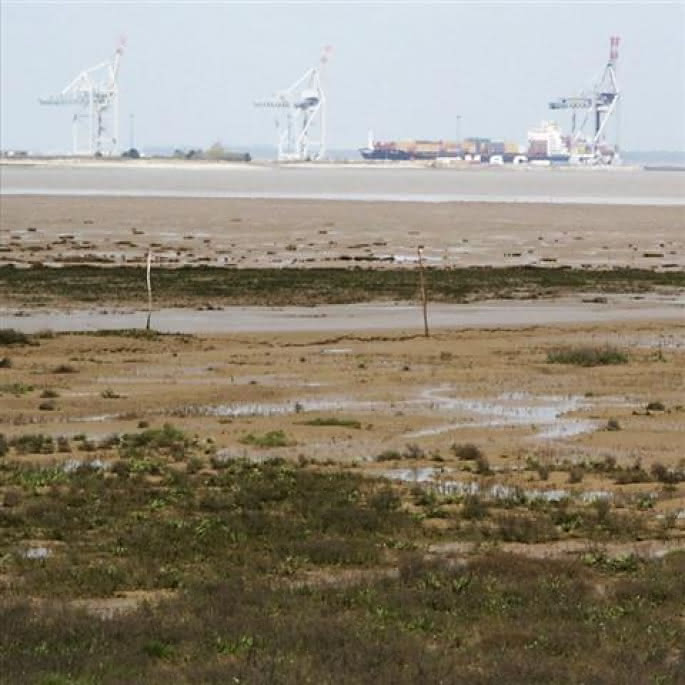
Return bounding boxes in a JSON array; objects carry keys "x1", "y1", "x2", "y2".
[
  {"x1": 359, "y1": 124, "x2": 618, "y2": 165},
  {"x1": 359, "y1": 132, "x2": 524, "y2": 163}
]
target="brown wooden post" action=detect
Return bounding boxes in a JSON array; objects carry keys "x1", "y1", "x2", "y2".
[
  {"x1": 146, "y1": 249, "x2": 152, "y2": 330},
  {"x1": 418, "y1": 245, "x2": 429, "y2": 337}
]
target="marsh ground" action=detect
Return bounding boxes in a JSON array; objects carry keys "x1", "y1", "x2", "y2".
[
  {"x1": 2, "y1": 321, "x2": 683, "y2": 538},
  {"x1": 1, "y1": 190, "x2": 684, "y2": 683},
  {"x1": 1, "y1": 323, "x2": 684, "y2": 683}
]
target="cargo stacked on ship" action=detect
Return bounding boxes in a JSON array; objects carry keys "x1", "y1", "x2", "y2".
[{"x1": 359, "y1": 132, "x2": 524, "y2": 163}]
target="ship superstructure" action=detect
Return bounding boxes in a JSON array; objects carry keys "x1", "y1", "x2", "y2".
[{"x1": 526, "y1": 122, "x2": 571, "y2": 163}]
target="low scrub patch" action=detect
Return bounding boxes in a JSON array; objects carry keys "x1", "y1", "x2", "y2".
[
  {"x1": 450, "y1": 443, "x2": 483, "y2": 460},
  {"x1": 52, "y1": 364, "x2": 78, "y2": 374},
  {"x1": 646, "y1": 401, "x2": 665, "y2": 411},
  {"x1": 375, "y1": 449, "x2": 401, "y2": 462},
  {"x1": 239, "y1": 430, "x2": 295, "y2": 448},
  {"x1": 9, "y1": 433, "x2": 56, "y2": 455},
  {"x1": 0, "y1": 328, "x2": 31, "y2": 346},
  {"x1": 547, "y1": 345, "x2": 628, "y2": 367},
  {"x1": 300, "y1": 417, "x2": 362, "y2": 429},
  {"x1": 0, "y1": 383, "x2": 34, "y2": 396},
  {"x1": 119, "y1": 423, "x2": 191, "y2": 460}
]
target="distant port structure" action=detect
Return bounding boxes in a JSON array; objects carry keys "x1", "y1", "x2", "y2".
[
  {"x1": 31, "y1": 37, "x2": 624, "y2": 165},
  {"x1": 360, "y1": 37, "x2": 622, "y2": 166},
  {"x1": 255, "y1": 46, "x2": 332, "y2": 162},
  {"x1": 39, "y1": 40, "x2": 125, "y2": 156},
  {"x1": 547, "y1": 35, "x2": 621, "y2": 163}
]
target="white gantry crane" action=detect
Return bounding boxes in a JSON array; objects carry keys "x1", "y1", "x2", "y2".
[
  {"x1": 255, "y1": 46, "x2": 332, "y2": 161},
  {"x1": 39, "y1": 40, "x2": 125, "y2": 156},
  {"x1": 549, "y1": 36, "x2": 621, "y2": 163}
]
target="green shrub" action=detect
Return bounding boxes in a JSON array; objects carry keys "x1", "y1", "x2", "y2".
[
  {"x1": 375, "y1": 450, "x2": 400, "y2": 462},
  {"x1": 462, "y1": 494, "x2": 488, "y2": 520},
  {"x1": 496, "y1": 513, "x2": 557, "y2": 543},
  {"x1": 52, "y1": 364, "x2": 78, "y2": 374},
  {"x1": 534, "y1": 461, "x2": 551, "y2": 480},
  {"x1": 10, "y1": 433, "x2": 55, "y2": 454},
  {"x1": 450, "y1": 443, "x2": 483, "y2": 460},
  {"x1": 239, "y1": 430, "x2": 294, "y2": 448},
  {"x1": 186, "y1": 456, "x2": 204, "y2": 474},
  {"x1": 300, "y1": 417, "x2": 362, "y2": 429},
  {"x1": 402, "y1": 443, "x2": 425, "y2": 459},
  {"x1": 475, "y1": 455, "x2": 492, "y2": 475},
  {"x1": 120, "y1": 423, "x2": 190, "y2": 459},
  {"x1": 547, "y1": 345, "x2": 628, "y2": 367},
  {"x1": 651, "y1": 462, "x2": 683, "y2": 484},
  {"x1": 0, "y1": 383, "x2": 34, "y2": 395},
  {"x1": 111, "y1": 460, "x2": 131, "y2": 478},
  {"x1": 613, "y1": 460, "x2": 651, "y2": 484},
  {"x1": 57, "y1": 436, "x2": 71, "y2": 453},
  {"x1": 568, "y1": 466, "x2": 585, "y2": 484},
  {"x1": 369, "y1": 487, "x2": 401, "y2": 512},
  {"x1": 99, "y1": 434, "x2": 121, "y2": 449},
  {"x1": 646, "y1": 401, "x2": 665, "y2": 411},
  {"x1": 0, "y1": 329, "x2": 31, "y2": 346},
  {"x1": 143, "y1": 640, "x2": 175, "y2": 659}
]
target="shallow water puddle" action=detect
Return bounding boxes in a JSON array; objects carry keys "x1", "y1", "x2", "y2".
[
  {"x1": 22, "y1": 546, "x2": 53, "y2": 560},
  {"x1": 381, "y1": 468, "x2": 612, "y2": 503},
  {"x1": 165, "y1": 385, "x2": 619, "y2": 444},
  {"x1": 403, "y1": 387, "x2": 597, "y2": 440},
  {"x1": 202, "y1": 397, "x2": 382, "y2": 418},
  {"x1": 72, "y1": 413, "x2": 122, "y2": 423}
]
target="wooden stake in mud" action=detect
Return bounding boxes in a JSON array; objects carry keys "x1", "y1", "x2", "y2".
[
  {"x1": 417, "y1": 245, "x2": 429, "y2": 337},
  {"x1": 145, "y1": 249, "x2": 153, "y2": 330}
]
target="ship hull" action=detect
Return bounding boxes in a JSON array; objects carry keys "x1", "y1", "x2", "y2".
[{"x1": 359, "y1": 147, "x2": 411, "y2": 161}]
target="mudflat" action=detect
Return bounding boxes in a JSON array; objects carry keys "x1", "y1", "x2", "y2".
[{"x1": 2, "y1": 195, "x2": 684, "y2": 269}]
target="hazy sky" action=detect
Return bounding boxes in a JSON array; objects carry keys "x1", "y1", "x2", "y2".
[{"x1": 1, "y1": 2, "x2": 684, "y2": 153}]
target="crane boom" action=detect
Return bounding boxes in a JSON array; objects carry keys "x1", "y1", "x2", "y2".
[
  {"x1": 549, "y1": 96, "x2": 593, "y2": 109},
  {"x1": 38, "y1": 42, "x2": 124, "y2": 156},
  {"x1": 254, "y1": 47, "x2": 331, "y2": 161},
  {"x1": 547, "y1": 36, "x2": 621, "y2": 164}
]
